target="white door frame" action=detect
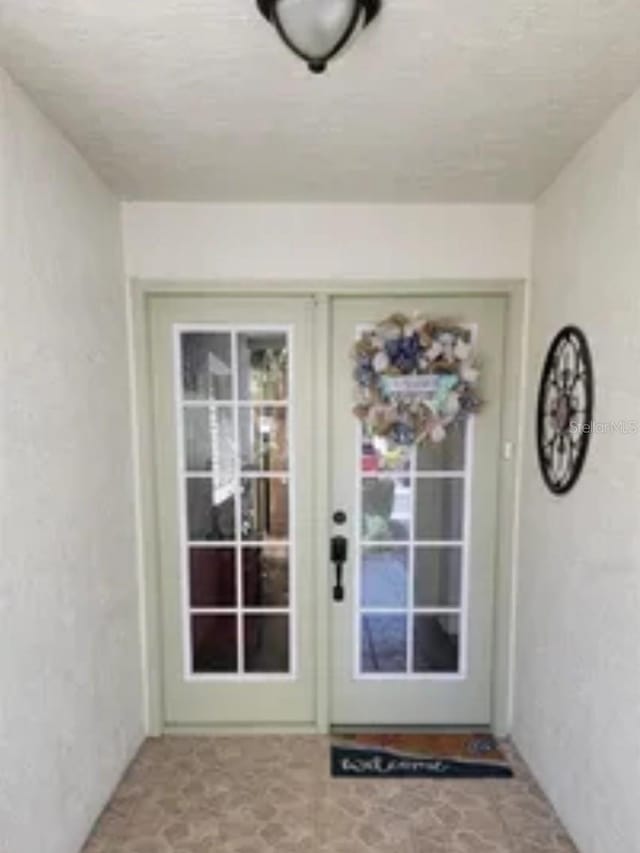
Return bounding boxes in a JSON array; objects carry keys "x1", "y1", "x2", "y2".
[{"x1": 129, "y1": 278, "x2": 527, "y2": 737}]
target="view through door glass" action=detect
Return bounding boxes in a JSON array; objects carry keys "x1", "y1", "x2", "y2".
[
  {"x1": 359, "y1": 420, "x2": 469, "y2": 677},
  {"x1": 180, "y1": 329, "x2": 292, "y2": 677}
]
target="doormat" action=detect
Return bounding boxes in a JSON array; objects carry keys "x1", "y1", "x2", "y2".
[{"x1": 331, "y1": 732, "x2": 513, "y2": 779}]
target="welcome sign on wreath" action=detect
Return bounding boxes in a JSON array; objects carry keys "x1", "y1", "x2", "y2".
[{"x1": 353, "y1": 314, "x2": 482, "y2": 447}]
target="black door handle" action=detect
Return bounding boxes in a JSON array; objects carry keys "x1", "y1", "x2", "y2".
[{"x1": 331, "y1": 535, "x2": 348, "y2": 602}]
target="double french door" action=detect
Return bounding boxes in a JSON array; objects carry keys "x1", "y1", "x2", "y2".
[{"x1": 149, "y1": 293, "x2": 505, "y2": 728}]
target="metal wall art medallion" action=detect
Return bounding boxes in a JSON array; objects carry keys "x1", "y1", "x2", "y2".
[{"x1": 536, "y1": 325, "x2": 594, "y2": 494}]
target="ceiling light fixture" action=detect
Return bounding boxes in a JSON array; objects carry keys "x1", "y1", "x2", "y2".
[{"x1": 257, "y1": 0, "x2": 382, "y2": 74}]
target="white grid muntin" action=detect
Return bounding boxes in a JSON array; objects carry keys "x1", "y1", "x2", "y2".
[
  {"x1": 184, "y1": 472, "x2": 290, "y2": 478},
  {"x1": 360, "y1": 607, "x2": 462, "y2": 615},
  {"x1": 360, "y1": 540, "x2": 465, "y2": 548},
  {"x1": 361, "y1": 471, "x2": 466, "y2": 479},
  {"x1": 182, "y1": 400, "x2": 288, "y2": 408},
  {"x1": 190, "y1": 607, "x2": 290, "y2": 615},
  {"x1": 353, "y1": 324, "x2": 476, "y2": 682},
  {"x1": 173, "y1": 323, "x2": 296, "y2": 683},
  {"x1": 186, "y1": 539, "x2": 289, "y2": 548}
]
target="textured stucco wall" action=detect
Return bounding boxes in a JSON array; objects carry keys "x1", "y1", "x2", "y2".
[
  {"x1": 0, "y1": 69, "x2": 143, "y2": 853},
  {"x1": 122, "y1": 202, "x2": 532, "y2": 281},
  {"x1": 514, "y1": 89, "x2": 640, "y2": 853}
]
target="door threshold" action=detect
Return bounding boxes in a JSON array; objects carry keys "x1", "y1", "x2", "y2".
[
  {"x1": 331, "y1": 725, "x2": 493, "y2": 735},
  {"x1": 164, "y1": 722, "x2": 322, "y2": 737}
]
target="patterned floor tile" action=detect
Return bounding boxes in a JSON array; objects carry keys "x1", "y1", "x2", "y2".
[{"x1": 82, "y1": 736, "x2": 577, "y2": 853}]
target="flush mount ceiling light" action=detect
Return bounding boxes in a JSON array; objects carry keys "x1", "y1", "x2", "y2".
[{"x1": 257, "y1": 0, "x2": 382, "y2": 74}]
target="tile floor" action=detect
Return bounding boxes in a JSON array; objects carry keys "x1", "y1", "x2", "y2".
[{"x1": 83, "y1": 736, "x2": 577, "y2": 853}]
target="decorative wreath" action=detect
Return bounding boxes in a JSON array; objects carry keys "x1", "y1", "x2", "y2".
[{"x1": 353, "y1": 313, "x2": 482, "y2": 446}]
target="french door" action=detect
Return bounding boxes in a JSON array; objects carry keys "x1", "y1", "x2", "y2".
[
  {"x1": 330, "y1": 296, "x2": 505, "y2": 725},
  {"x1": 149, "y1": 293, "x2": 505, "y2": 728},
  {"x1": 150, "y1": 296, "x2": 316, "y2": 725}
]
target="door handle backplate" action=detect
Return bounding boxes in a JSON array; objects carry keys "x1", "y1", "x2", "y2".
[{"x1": 331, "y1": 535, "x2": 348, "y2": 602}]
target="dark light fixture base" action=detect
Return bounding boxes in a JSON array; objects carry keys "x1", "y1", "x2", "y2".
[{"x1": 256, "y1": 0, "x2": 381, "y2": 22}]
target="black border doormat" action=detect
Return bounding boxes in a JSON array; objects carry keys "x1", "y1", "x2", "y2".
[{"x1": 331, "y1": 732, "x2": 514, "y2": 779}]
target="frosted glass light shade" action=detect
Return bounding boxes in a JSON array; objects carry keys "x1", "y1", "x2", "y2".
[
  {"x1": 276, "y1": 0, "x2": 357, "y2": 58},
  {"x1": 257, "y1": 0, "x2": 382, "y2": 73}
]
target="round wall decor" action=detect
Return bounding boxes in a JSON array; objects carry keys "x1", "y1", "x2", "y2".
[{"x1": 536, "y1": 325, "x2": 594, "y2": 494}]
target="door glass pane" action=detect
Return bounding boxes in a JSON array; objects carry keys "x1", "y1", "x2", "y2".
[
  {"x1": 186, "y1": 477, "x2": 236, "y2": 541},
  {"x1": 182, "y1": 333, "x2": 232, "y2": 401},
  {"x1": 354, "y1": 324, "x2": 473, "y2": 677},
  {"x1": 416, "y1": 421, "x2": 465, "y2": 471},
  {"x1": 414, "y1": 547, "x2": 462, "y2": 608},
  {"x1": 361, "y1": 426, "x2": 411, "y2": 474},
  {"x1": 413, "y1": 614, "x2": 460, "y2": 673},
  {"x1": 239, "y1": 407, "x2": 289, "y2": 472},
  {"x1": 192, "y1": 614, "x2": 237, "y2": 673},
  {"x1": 362, "y1": 477, "x2": 411, "y2": 542},
  {"x1": 184, "y1": 406, "x2": 235, "y2": 473},
  {"x1": 355, "y1": 387, "x2": 471, "y2": 677},
  {"x1": 177, "y1": 327, "x2": 294, "y2": 679},
  {"x1": 237, "y1": 332, "x2": 288, "y2": 401},
  {"x1": 414, "y1": 478, "x2": 464, "y2": 541},
  {"x1": 241, "y1": 478, "x2": 289, "y2": 541},
  {"x1": 189, "y1": 548, "x2": 236, "y2": 608},
  {"x1": 242, "y1": 546, "x2": 289, "y2": 607},
  {"x1": 361, "y1": 614, "x2": 407, "y2": 673},
  {"x1": 244, "y1": 615, "x2": 289, "y2": 673},
  {"x1": 361, "y1": 546, "x2": 408, "y2": 608}
]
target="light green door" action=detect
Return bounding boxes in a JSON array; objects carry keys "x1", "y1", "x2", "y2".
[
  {"x1": 330, "y1": 296, "x2": 506, "y2": 726},
  {"x1": 149, "y1": 293, "x2": 506, "y2": 728},
  {"x1": 150, "y1": 296, "x2": 316, "y2": 726}
]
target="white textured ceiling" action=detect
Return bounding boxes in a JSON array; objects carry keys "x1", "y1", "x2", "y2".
[{"x1": 1, "y1": 1, "x2": 640, "y2": 201}]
